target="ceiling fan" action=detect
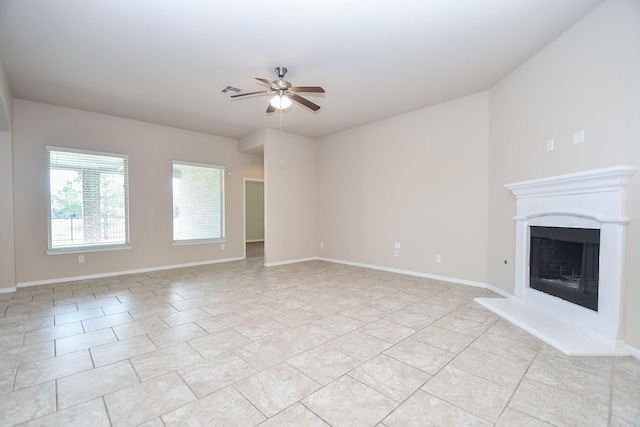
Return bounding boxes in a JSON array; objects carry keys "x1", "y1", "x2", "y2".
[{"x1": 230, "y1": 67, "x2": 325, "y2": 113}]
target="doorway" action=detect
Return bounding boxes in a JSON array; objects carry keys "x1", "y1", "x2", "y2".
[{"x1": 244, "y1": 179, "x2": 264, "y2": 259}]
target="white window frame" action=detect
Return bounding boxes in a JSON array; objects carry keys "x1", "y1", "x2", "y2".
[
  {"x1": 172, "y1": 160, "x2": 226, "y2": 245},
  {"x1": 46, "y1": 146, "x2": 130, "y2": 254}
]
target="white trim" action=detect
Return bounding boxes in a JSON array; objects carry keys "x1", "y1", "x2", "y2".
[
  {"x1": 264, "y1": 257, "x2": 318, "y2": 267},
  {"x1": 476, "y1": 297, "x2": 633, "y2": 357},
  {"x1": 485, "y1": 283, "x2": 512, "y2": 298},
  {"x1": 10, "y1": 249, "x2": 639, "y2": 359},
  {"x1": 47, "y1": 244, "x2": 131, "y2": 255},
  {"x1": 505, "y1": 165, "x2": 636, "y2": 198},
  {"x1": 172, "y1": 239, "x2": 225, "y2": 246},
  {"x1": 16, "y1": 256, "x2": 244, "y2": 288},
  {"x1": 172, "y1": 159, "x2": 225, "y2": 170},
  {"x1": 263, "y1": 255, "x2": 499, "y2": 293},
  {"x1": 243, "y1": 178, "x2": 246, "y2": 259},
  {"x1": 513, "y1": 210, "x2": 630, "y2": 225},
  {"x1": 317, "y1": 257, "x2": 493, "y2": 290},
  {"x1": 45, "y1": 145, "x2": 129, "y2": 159},
  {"x1": 506, "y1": 166, "x2": 636, "y2": 349},
  {"x1": 17, "y1": 253, "x2": 496, "y2": 295}
]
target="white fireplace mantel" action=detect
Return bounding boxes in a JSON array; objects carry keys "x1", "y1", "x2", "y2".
[
  {"x1": 504, "y1": 166, "x2": 636, "y2": 199},
  {"x1": 478, "y1": 166, "x2": 636, "y2": 355}
]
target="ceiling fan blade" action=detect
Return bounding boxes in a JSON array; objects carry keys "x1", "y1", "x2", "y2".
[
  {"x1": 290, "y1": 86, "x2": 325, "y2": 93},
  {"x1": 266, "y1": 103, "x2": 276, "y2": 113},
  {"x1": 290, "y1": 93, "x2": 321, "y2": 111},
  {"x1": 230, "y1": 91, "x2": 270, "y2": 98},
  {"x1": 255, "y1": 77, "x2": 279, "y2": 89}
]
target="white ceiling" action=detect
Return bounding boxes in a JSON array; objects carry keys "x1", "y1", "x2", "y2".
[{"x1": 0, "y1": 0, "x2": 603, "y2": 140}]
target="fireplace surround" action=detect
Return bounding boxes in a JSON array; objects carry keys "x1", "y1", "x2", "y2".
[{"x1": 478, "y1": 166, "x2": 636, "y2": 355}]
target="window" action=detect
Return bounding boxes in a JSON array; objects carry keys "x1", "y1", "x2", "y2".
[
  {"x1": 172, "y1": 161, "x2": 225, "y2": 243},
  {"x1": 47, "y1": 147, "x2": 129, "y2": 252}
]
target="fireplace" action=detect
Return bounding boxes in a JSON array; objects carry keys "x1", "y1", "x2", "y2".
[
  {"x1": 529, "y1": 226, "x2": 600, "y2": 311},
  {"x1": 477, "y1": 166, "x2": 636, "y2": 354}
]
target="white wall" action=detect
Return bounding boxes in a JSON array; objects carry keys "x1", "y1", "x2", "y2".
[
  {"x1": 238, "y1": 129, "x2": 267, "y2": 156},
  {"x1": 264, "y1": 129, "x2": 317, "y2": 265},
  {"x1": 11, "y1": 100, "x2": 263, "y2": 285},
  {"x1": 0, "y1": 130, "x2": 15, "y2": 291},
  {"x1": 488, "y1": 0, "x2": 640, "y2": 347},
  {"x1": 0, "y1": 58, "x2": 14, "y2": 291},
  {"x1": 316, "y1": 92, "x2": 490, "y2": 285},
  {"x1": 0, "y1": 58, "x2": 11, "y2": 132}
]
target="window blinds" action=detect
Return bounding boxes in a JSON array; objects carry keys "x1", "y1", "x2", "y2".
[
  {"x1": 172, "y1": 161, "x2": 225, "y2": 242},
  {"x1": 47, "y1": 146, "x2": 129, "y2": 250}
]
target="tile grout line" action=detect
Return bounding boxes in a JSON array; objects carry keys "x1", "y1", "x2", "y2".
[
  {"x1": 607, "y1": 357, "x2": 615, "y2": 425},
  {"x1": 489, "y1": 341, "x2": 540, "y2": 424}
]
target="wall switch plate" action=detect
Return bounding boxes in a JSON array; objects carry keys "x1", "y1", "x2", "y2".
[
  {"x1": 435, "y1": 255, "x2": 442, "y2": 263},
  {"x1": 573, "y1": 130, "x2": 585, "y2": 144},
  {"x1": 547, "y1": 139, "x2": 554, "y2": 152},
  {"x1": 394, "y1": 242, "x2": 401, "y2": 249},
  {"x1": 78, "y1": 255, "x2": 85, "y2": 263},
  {"x1": 320, "y1": 242, "x2": 324, "y2": 249}
]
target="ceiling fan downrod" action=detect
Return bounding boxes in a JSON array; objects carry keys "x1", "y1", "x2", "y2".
[{"x1": 274, "y1": 66, "x2": 287, "y2": 79}]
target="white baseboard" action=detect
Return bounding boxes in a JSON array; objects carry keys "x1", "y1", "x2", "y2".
[
  {"x1": 264, "y1": 257, "x2": 318, "y2": 267},
  {"x1": 265, "y1": 256, "x2": 497, "y2": 294},
  {"x1": 485, "y1": 283, "x2": 512, "y2": 298},
  {"x1": 16, "y1": 256, "x2": 245, "y2": 288},
  {"x1": 316, "y1": 257, "x2": 493, "y2": 290},
  {"x1": 9, "y1": 252, "x2": 640, "y2": 359},
  {"x1": 628, "y1": 344, "x2": 640, "y2": 360}
]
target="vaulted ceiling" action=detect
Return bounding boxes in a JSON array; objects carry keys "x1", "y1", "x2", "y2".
[{"x1": 0, "y1": 0, "x2": 603, "y2": 140}]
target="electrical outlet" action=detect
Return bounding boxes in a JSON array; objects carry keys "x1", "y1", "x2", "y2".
[
  {"x1": 320, "y1": 242, "x2": 324, "y2": 249},
  {"x1": 78, "y1": 255, "x2": 85, "y2": 263},
  {"x1": 394, "y1": 242, "x2": 401, "y2": 249},
  {"x1": 220, "y1": 243, "x2": 225, "y2": 250},
  {"x1": 394, "y1": 250, "x2": 399, "y2": 257},
  {"x1": 435, "y1": 255, "x2": 442, "y2": 263}
]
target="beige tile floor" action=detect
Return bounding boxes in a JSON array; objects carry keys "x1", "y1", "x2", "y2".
[{"x1": 1, "y1": 259, "x2": 639, "y2": 426}]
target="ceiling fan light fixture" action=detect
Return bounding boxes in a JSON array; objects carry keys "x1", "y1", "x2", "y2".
[{"x1": 269, "y1": 94, "x2": 292, "y2": 110}]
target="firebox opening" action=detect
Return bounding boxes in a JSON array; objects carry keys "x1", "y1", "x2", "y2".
[{"x1": 529, "y1": 226, "x2": 600, "y2": 311}]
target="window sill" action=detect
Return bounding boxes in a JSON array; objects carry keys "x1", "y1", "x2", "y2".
[
  {"x1": 172, "y1": 239, "x2": 226, "y2": 246},
  {"x1": 46, "y1": 244, "x2": 131, "y2": 256}
]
